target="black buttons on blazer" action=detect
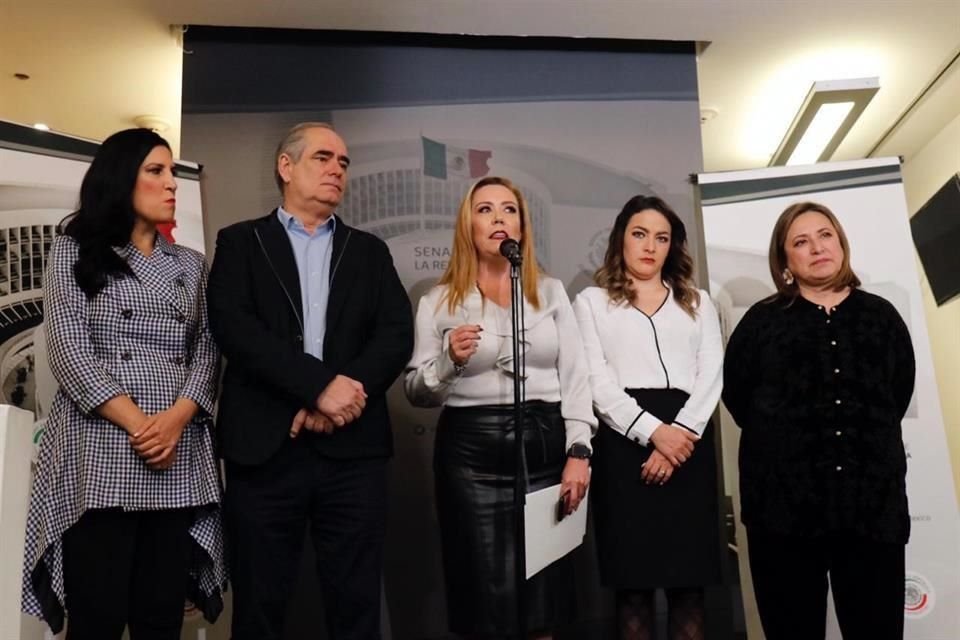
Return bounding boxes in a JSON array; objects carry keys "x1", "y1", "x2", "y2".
[
  {"x1": 121, "y1": 351, "x2": 132, "y2": 361},
  {"x1": 121, "y1": 309, "x2": 133, "y2": 320},
  {"x1": 176, "y1": 313, "x2": 186, "y2": 324},
  {"x1": 174, "y1": 276, "x2": 186, "y2": 287},
  {"x1": 171, "y1": 356, "x2": 185, "y2": 365}
]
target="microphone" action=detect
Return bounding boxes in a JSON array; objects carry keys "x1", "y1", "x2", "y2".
[{"x1": 499, "y1": 238, "x2": 522, "y2": 266}]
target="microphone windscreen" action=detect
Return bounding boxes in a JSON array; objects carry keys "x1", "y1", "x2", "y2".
[{"x1": 499, "y1": 238, "x2": 521, "y2": 263}]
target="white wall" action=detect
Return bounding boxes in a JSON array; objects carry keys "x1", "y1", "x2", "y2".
[{"x1": 901, "y1": 110, "x2": 960, "y2": 501}]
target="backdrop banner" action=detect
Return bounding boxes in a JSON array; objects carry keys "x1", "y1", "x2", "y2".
[{"x1": 182, "y1": 27, "x2": 740, "y2": 639}]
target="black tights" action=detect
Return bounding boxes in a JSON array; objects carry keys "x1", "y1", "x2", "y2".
[{"x1": 615, "y1": 588, "x2": 705, "y2": 640}]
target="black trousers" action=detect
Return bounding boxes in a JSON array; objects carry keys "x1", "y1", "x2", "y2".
[
  {"x1": 747, "y1": 529, "x2": 905, "y2": 640},
  {"x1": 224, "y1": 436, "x2": 388, "y2": 640},
  {"x1": 62, "y1": 507, "x2": 194, "y2": 640}
]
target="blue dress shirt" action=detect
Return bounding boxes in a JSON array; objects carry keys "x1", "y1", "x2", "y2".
[{"x1": 277, "y1": 207, "x2": 335, "y2": 359}]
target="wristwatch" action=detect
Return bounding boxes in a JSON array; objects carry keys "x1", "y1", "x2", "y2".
[{"x1": 567, "y1": 443, "x2": 592, "y2": 459}]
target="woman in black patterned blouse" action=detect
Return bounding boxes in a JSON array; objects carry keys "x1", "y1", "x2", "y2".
[{"x1": 722, "y1": 201, "x2": 915, "y2": 640}]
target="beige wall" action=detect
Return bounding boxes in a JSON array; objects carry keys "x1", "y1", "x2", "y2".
[
  {"x1": 901, "y1": 111, "x2": 960, "y2": 501},
  {"x1": 0, "y1": 1, "x2": 183, "y2": 154}
]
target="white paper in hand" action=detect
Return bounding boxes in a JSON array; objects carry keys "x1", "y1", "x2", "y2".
[{"x1": 523, "y1": 483, "x2": 589, "y2": 579}]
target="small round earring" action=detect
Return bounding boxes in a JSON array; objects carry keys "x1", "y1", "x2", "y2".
[{"x1": 782, "y1": 269, "x2": 795, "y2": 285}]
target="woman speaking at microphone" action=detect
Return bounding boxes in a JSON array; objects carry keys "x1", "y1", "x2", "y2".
[{"x1": 405, "y1": 176, "x2": 596, "y2": 638}]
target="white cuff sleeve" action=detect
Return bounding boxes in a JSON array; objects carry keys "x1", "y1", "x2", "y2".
[{"x1": 622, "y1": 411, "x2": 663, "y2": 447}]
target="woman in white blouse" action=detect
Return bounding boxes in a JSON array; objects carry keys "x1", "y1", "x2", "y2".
[
  {"x1": 405, "y1": 176, "x2": 596, "y2": 638},
  {"x1": 573, "y1": 196, "x2": 723, "y2": 640}
]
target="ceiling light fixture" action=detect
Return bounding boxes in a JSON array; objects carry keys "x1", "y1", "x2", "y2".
[
  {"x1": 769, "y1": 77, "x2": 879, "y2": 166},
  {"x1": 33, "y1": 123, "x2": 50, "y2": 131},
  {"x1": 133, "y1": 115, "x2": 171, "y2": 133}
]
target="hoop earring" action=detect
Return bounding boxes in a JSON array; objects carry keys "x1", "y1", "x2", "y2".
[{"x1": 782, "y1": 269, "x2": 795, "y2": 285}]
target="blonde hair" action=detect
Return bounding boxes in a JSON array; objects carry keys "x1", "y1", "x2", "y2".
[{"x1": 438, "y1": 177, "x2": 542, "y2": 313}]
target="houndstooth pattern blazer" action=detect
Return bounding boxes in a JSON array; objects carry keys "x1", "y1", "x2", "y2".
[{"x1": 21, "y1": 233, "x2": 227, "y2": 632}]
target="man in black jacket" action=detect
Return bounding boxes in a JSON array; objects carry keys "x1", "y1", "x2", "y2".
[{"x1": 207, "y1": 122, "x2": 413, "y2": 639}]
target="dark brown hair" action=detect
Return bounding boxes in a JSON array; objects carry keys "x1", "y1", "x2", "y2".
[{"x1": 594, "y1": 195, "x2": 700, "y2": 317}]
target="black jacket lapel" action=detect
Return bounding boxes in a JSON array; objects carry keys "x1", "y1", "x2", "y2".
[
  {"x1": 254, "y1": 211, "x2": 304, "y2": 325},
  {"x1": 325, "y1": 215, "x2": 357, "y2": 335}
]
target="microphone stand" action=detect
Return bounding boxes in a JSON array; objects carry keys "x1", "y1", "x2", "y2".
[{"x1": 509, "y1": 256, "x2": 527, "y2": 640}]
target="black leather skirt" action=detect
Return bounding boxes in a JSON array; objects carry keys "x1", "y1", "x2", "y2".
[{"x1": 434, "y1": 401, "x2": 575, "y2": 637}]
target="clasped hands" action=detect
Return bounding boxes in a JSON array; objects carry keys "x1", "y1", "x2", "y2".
[
  {"x1": 290, "y1": 374, "x2": 367, "y2": 438},
  {"x1": 640, "y1": 423, "x2": 699, "y2": 485},
  {"x1": 128, "y1": 399, "x2": 197, "y2": 471}
]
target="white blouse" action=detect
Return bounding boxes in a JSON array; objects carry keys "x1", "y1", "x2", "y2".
[
  {"x1": 405, "y1": 276, "x2": 597, "y2": 452},
  {"x1": 572, "y1": 286, "x2": 723, "y2": 446}
]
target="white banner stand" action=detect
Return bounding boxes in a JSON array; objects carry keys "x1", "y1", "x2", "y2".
[{"x1": 0, "y1": 405, "x2": 37, "y2": 639}]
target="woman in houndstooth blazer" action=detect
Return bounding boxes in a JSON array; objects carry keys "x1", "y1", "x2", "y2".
[{"x1": 20, "y1": 129, "x2": 226, "y2": 639}]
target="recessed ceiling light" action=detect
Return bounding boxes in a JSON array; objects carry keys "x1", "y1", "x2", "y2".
[
  {"x1": 700, "y1": 107, "x2": 719, "y2": 124},
  {"x1": 14, "y1": 72, "x2": 30, "y2": 80},
  {"x1": 33, "y1": 123, "x2": 50, "y2": 131},
  {"x1": 133, "y1": 115, "x2": 170, "y2": 133}
]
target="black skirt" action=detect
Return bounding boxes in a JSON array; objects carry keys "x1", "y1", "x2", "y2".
[
  {"x1": 434, "y1": 401, "x2": 575, "y2": 637},
  {"x1": 592, "y1": 388, "x2": 722, "y2": 588}
]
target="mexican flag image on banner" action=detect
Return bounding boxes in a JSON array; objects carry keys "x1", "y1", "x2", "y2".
[{"x1": 422, "y1": 136, "x2": 492, "y2": 180}]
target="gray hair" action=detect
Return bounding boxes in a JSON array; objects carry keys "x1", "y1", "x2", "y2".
[{"x1": 274, "y1": 122, "x2": 336, "y2": 192}]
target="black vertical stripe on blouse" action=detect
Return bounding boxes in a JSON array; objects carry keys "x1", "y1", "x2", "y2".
[
  {"x1": 632, "y1": 304, "x2": 671, "y2": 389},
  {"x1": 722, "y1": 288, "x2": 916, "y2": 545}
]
